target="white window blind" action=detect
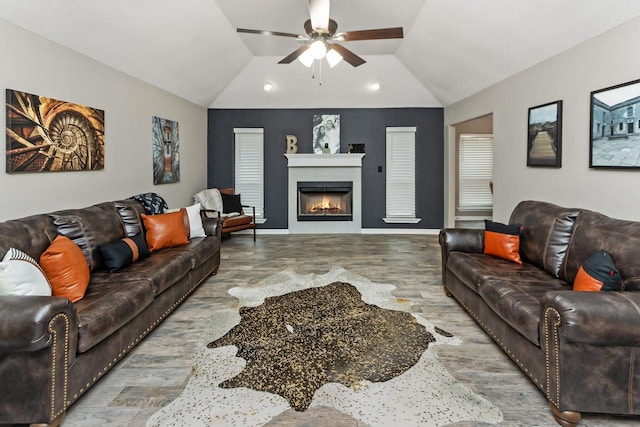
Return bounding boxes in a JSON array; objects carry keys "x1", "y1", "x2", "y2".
[
  {"x1": 458, "y1": 134, "x2": 493, "y2": 211},
  {"x1": 234, "y1": 128, "x2": 265, "y2": 222},
  {"x1": 384, "y1": 127, "x2": 421, "y2": 223}
]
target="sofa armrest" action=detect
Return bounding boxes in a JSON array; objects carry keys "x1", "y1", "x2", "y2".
[
  {"x1": 201, "y1": 215, "x2": 222, "y2": 239},
  {"x1": 438, "y1": 228, "x2": 484, "y2": 285},
  {"x1": 0, "y1": 295, "x2": 78, "y2": 424},
  {"x1": 542, "y1": 291, "x2": 640, "y2": 346},
  {"x1": 242, "y1": 204, "x2": 256, "y2": 220},
  {"x1": 0, "y1": 295, "x2": 78, "y2": 353}
]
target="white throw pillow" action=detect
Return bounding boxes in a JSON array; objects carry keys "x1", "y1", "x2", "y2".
[
  {"x1": 166, "y1": 203, "x2": 207, "y2": 238},
  {"x1": 0, "y1": 248, "x2": 52, "y2": 296},
  {"x1": 185, "y1": 203, "x2": 206, "y2": 238}
]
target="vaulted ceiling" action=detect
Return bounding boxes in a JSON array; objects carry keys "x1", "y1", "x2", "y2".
[{"x1": 2, "y1": 0, "x2": 640, "y2": 109}]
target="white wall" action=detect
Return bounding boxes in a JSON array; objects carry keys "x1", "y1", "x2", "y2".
[
  {"x1": 445, "y1": 16, "x2": 640, "y2": 223},
  {"x1": 0, "y1": 19, "x2": 208, "y2": 221}
]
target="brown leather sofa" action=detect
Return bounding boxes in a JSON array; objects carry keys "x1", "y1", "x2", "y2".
[
  {"x1": 440, "y1": 200, "x2": 640, "y2": 426},
  {"x1": 0, "y1": 199, "x2": 221, "y2": 426}
]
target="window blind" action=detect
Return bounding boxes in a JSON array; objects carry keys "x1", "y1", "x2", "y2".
[
  {"x1": 385, "y1": 127, "x2": 420, "y2": 223},
  {"x1": 234, "y1": 128, "x2": 264, "y2": 221},
  {"x1": 458, "y1": 134, "x2": 493, "y2": 211}
]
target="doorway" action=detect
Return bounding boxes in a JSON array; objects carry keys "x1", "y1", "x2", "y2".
[{"x1": 450, "y1": 114, "x2": 494, "y2": 228}]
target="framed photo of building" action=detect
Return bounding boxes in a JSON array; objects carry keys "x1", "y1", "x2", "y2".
[
  {"x1": 312, "y1": 114, "x2": 340, "y2": 154},
  {"x1": 527, "y1": 100, "x2": 562, "y2": 168},
  {"x1": 590, "y1": 79, "x2": 640, "y2": 169}
]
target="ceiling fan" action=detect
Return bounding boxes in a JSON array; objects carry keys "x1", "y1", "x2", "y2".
[{"x1": 237, "y1": 0, "x2": 404, "y2": 68}]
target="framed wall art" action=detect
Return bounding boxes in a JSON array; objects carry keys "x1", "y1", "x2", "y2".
[
  {"x1": 590, "y1": 79, "x2": 640, "y2": 169},
  {"x1": 152, "y1": 116, "x2": 180, "y2": 184},
  {"x1": 527, "y1": 100, "x2": 562, "y2": 168},
  {"x1": 312, "y1": 114, "x2": 340, "y2": 154},
  {"x1": 6, "y1": 89, "x2": 105, "y2": 173}
]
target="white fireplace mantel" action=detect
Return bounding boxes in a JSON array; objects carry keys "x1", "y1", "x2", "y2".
[
  {"x1": 286, "y1": 153, "x2": 364, "y2": 234},
  {"x1": 285, "y1": 153, "x2": 365, "y2": 168}
]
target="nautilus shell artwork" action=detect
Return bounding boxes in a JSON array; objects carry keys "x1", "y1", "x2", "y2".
[{"x1": 5, "y1": 89, "x2": 104, "y2": 173}]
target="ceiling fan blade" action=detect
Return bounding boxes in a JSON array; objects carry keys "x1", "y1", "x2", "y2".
[
  {"x1": 329, "y1": 43, "x2": 366, "y2": 67},
  {"x1": 304, "y1": 18, "x2": 337, "y2": 37},
  {"x1": 278, "y1": 45, "x2": 311, "y2": 64},
  {"x1": 237, "y1": 28, "x2": 302, "y2": 38},
  {"x1": 308, "y1": 0, "x2": 330, "y2": 32},
  {"x1": 340, "y1": 27, "x2": 404, "y2": 41}
]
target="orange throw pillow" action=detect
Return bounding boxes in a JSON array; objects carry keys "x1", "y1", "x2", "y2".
[
  {"x1": 483, "y1": 220, "x2": 523, "y2": 264},
  {"x1": 142, "y1": 211, "x2": 190, "y2": 252},
  {"x1": 40, "y1": 235, "x2": 90, "y2": 302},
  {"x1": 573, "y1": 250, "x2": 621, "y2": 292}
]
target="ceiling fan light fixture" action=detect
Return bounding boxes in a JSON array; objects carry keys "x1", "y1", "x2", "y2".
[
  {"x1": 309, "y1": 40, "x2": 327, "y2": 59},
  {"x1": 298, "y1": 48, "x2": 314, "y2": 67},
  {"x1": 326, "y1": 48, "x2": 343, "y2": 68}
]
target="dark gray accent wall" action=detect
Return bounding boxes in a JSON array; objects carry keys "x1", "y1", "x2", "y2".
[{"x1": 207, "y1": 108, "x2": 444, "y2": 229}]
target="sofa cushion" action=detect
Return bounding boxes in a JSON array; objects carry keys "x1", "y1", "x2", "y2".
[
  {"x1": 573, "y1": 250, "x2": 621, "y2": 292},
  {"x1": 166, "y1": 204, "x2": 206, "y2": 238},
  {"x1": 479, "y1": 277, "x2": 570, "y2": 346},
  {"x1": 484, "y1": 220, "x2": 522, "y2": 264},
  {"x1": 221, "y1": 193, "x2": 243, "y2": 214},
  {"x1": 40, "y1": 235, "x2": 91, "y2": 303},
  {"x1": 509, "y1": 200, "x2": 580, "y2": 278},
  {"x1": 142, "y1": 212, "x2": 190, "y2": 252},
  {"x1": 98, "y1": 234, "x2": 150, "y2": 272},
  {"x1": 0, "y1": 214, "x2": 58, "y2": 261},
  {"x1": 50, "y1": 202, "x2": 125, "y2": 271},
  {"x1": 114, "y1": 200, "x2": 146, "y2": 237},
  {"x1": 90, "y1": 250, "x2": 192, "y2": 297},
  {"x1": 563, "y1": 211, "x2": 640, "y2": 285},
  {"x1": 178, "y1": 236, "x2": 220, "y2": 269},
  {"x1": 0, "y1": 248, "x2": 51, "y2": 296},
  {"x1": 74, "y1": 280, "x2": 154, "y2": 353},
  {"x1": 223, "y1": 214, "x2": 253, "y2": 228},
  {"x1": 447, "y1": 252, "x2": 558, "y2": 294}
]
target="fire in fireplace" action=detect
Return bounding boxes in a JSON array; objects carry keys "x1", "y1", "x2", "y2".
[{"x1": 297, "y1": 181, "x2": 353, "y2": 221}]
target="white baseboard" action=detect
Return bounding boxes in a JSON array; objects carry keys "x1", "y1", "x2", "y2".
[
  {"x1": 361, "y1": 228, "x2": 440, "y2": 235},
  {"x1": 233, "y1": 228, "x2": 440, "y2": 235}
]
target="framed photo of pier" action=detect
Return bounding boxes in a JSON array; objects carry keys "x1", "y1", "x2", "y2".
[
  {"x1": 527, "y1": 100, "x2": 562, "y2": 168},
  {"x1": 590, "y1": 79, "x2": 640, "y2": 169}
]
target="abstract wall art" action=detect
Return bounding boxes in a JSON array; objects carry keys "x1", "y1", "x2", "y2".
[
  {"x1": 152, "y1": 116, "x2": 180, "y2": 184},
  {"x1": 6, "y1": 89, "x2": 105, "y2": 173}
]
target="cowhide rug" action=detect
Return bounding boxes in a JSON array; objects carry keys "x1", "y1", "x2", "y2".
[{"x1": 146, "y1": 267, "x2": 503, "y2": 427}]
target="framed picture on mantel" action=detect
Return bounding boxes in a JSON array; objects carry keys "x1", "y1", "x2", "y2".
[{"x1": 312, "y1": 114, "x2": 340, "y2": 154}]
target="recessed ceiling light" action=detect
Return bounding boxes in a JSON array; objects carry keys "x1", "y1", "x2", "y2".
[
  {"x1": 369, "y1": 82, "x2": 381, "y2": 91},
  {"x1": 263, "y1": 83, "x2": 274, "y2": 92}
]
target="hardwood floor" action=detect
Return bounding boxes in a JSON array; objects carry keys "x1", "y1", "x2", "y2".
[{"x1": 63, "y1": 234, "x2": 639, "y2": 426}]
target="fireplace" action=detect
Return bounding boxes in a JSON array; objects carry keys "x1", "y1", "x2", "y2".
[
  {"x1": 287, "y1": 154, "x2": 363, "y2": 234},
  {"x1": 297, "y1": 181, "x2": 353, "y2": 221}
]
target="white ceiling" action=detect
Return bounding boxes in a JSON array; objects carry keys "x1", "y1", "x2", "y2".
[{"x1": 2, "y1": 0, "x2": 640, "y2": 108}]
